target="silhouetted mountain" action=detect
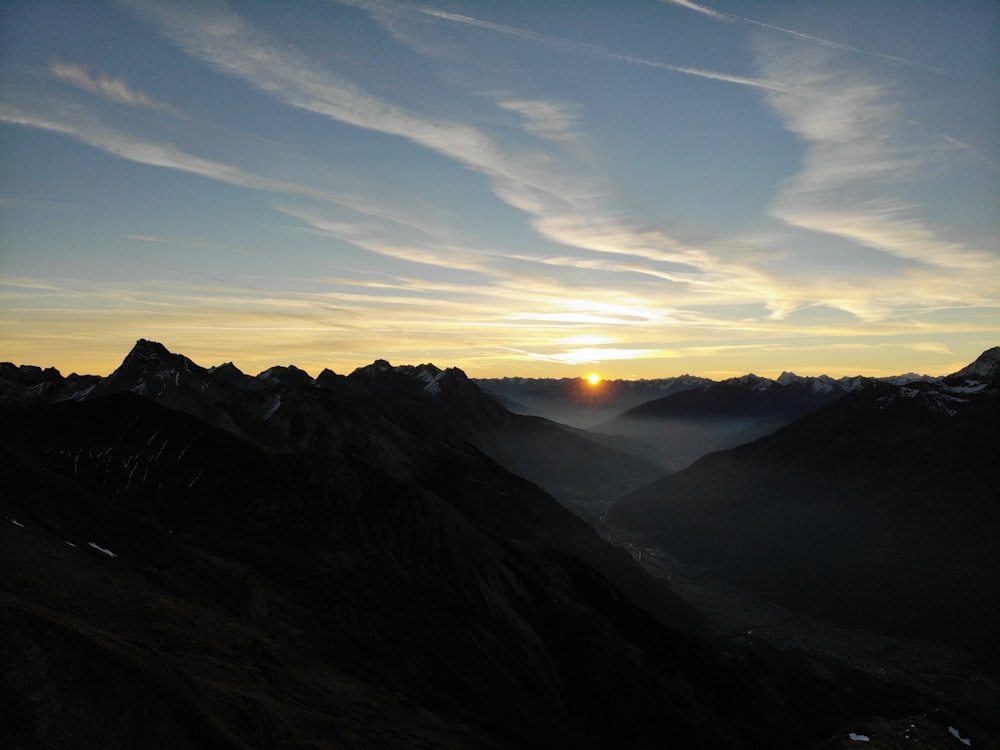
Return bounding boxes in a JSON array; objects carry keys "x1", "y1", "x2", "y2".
[
  {"x1": 1, "y1": 342, "x2": 662, "y2": 522},
  {"x1": 0, "y1": 362, "x2": 100, "y2": 406},
  {"x1": 480, "y1": 370, "x2": 927, "y2": 473},
  {"x1": 593, "y1": 372, "x2": 856, "y2": 471},
  {"x1": 475, "y1": 374, "x2": 712, "y2": 428},
  {"x1": 609, "y1": 347, "x2": 1000, "y2": 669},
  {"x1": 1, "y1": 340, "x2": 973, "y2": 748}
]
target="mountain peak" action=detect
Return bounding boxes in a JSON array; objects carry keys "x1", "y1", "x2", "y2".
[
  {"x1": 725, "y1": 373, "x2": 774, "y2": 392},
  {"x1": 125, "y1": 338, "x2": 171, "y2": 360},
  {"x1": 116, "y1": 339, "x2": 189, "y2": 373},
  {"x1": 107, "y1": 339, "x2": 203, "y2": 395},
  {"x1": 258, "y1": 364, "x2": 313, "y2": 387},
  {"x1": 348, "y1": 361, "x2": 452, "y2": 393},
  {"x1": 949, "y1": 346, "x2": 1000, "y2": 383},
  {"x1": 350, "y1": 359, "x2": 394, "y2": 378},
  {"x1": 208, "y1": 361, "x2": 246, "y2": 380}
]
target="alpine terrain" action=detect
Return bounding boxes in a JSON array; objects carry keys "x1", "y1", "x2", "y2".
[{"x1": 1, "y1": 340, "x2": 995, "y2": 748}]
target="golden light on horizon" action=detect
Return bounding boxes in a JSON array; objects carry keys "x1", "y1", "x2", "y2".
[{"x1": 587, "y1": 373, "x2": 602, "y2": 386}]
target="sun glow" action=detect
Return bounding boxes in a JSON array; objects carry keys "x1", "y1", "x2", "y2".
[{"x1": 587, "y1": 373, "x2": 602, "y2": 386}]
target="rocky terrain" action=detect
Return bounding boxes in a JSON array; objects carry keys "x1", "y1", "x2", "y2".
[{"x1": 2, "y1": 341, "x2": 995, "y2": 748}]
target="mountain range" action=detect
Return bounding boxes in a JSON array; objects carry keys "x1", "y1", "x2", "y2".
[
  {"x1": 609, "y1": 347, "x2": 1000, "y2": 667},
  {"x1": 479, "y1": 369, "x2": 937, "y2": 473},
  {"x1": 1, "y1": 340, "x2": 996, "y2": 748}
]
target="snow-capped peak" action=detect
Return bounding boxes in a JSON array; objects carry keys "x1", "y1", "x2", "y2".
[
  {"x1": 411, "y1": 363, "x2": 443, "y2": 383},
  {"x1": 775, "y1": 371, "x2": 801, "y2": 386},
  {"x1": 949, "y1": 346, "x2": 1000, "y2": 382},
  {"x1": 726, "y1": 373, "x2": 774, "y2": 392}
]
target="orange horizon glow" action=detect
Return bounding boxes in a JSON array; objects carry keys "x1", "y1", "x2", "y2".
[{"x1": 0, "y1": 334, "x2": 992, "y2": 383}]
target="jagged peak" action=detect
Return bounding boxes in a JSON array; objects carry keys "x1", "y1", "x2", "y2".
[
  {"x1": 314, "y1": 368, "x2": 346, "y2": 390},
  {"x1": 723, "y1": 373, "x2": 774, "y2": 391},
  {"x1": 949, "y1": 346, "x2": 1000, "y2": 382},
  {"x1": 257, "y1": 364, "x2": 313, "y2": 386},
  {"x1": 345, "y1": 360, "x2": 481, "y2": 401},
  {"x1": 124, "y1": 338, "x2": 171, "y2": 360},
  {"x1": 115, "y1": 339, "x2": 196, "y2": 375},
  {"x1": 209, "y1": 361, "x2": 245, "y2": 377},
  {"x1": 414, "y1": 362, "x2": 442, "y2": 378},
  {"x1": 882, "y1": 372, "x2": 934, "y2": 386},
  {"x1": 0, "y1": 362, "x2": 64, "y2": 382},
  {"x1": 350, "y1": 359, "x2": 394, "y2": 378},
  {"x1": 350, "y1": 360, "x2": 457, "y2": 382},
  {"x1": 775, "y1": 371, "x2": 800, "y2": 385}
]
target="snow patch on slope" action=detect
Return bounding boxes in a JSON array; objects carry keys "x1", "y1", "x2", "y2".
[{"x1": 88, "y1": 542, "x2": 117, "y2": 558}]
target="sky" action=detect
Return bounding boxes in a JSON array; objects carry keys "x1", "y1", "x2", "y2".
[{"x1": 1, "y1": 0, "x2": 998, "y2": 379}]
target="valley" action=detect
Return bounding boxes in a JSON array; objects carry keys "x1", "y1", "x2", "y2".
[{"x1": 611, "y1": 531, "x2": 1000, "y2": 736}]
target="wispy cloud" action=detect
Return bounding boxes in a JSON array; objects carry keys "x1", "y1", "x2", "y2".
[
  {"x1": 129, "y1": 1, "x2": 770, "y2": 287},
  {"x1": 0, "y1": 100, "x2": 348, "y2": 204},
  {"x1": 273, "y1": 204, "x2": 499, "y2": 277},
  {"x1": 664, "y1": 0, "x2": 731, "y2": 22},
  {"x1": 496, "y1": 99, "x2": 584, "y2": 149},
  {"x1": 758, "y1": 44, "x2": 999, "y2": 275},
  {"x1": 662, "y1": 0, "x2": 945, "y2": 73},
  {"x1": 129, "y1": 0, "x2": 608, "y2": 240},
  {"x1": 24, "y1": 7, "x2": 992, "y2": 340},
  {"x1": 941, "y1": 135, "x2": 999, "y2": 172},
  {"x1": 345, "y1": 0, "x2": 785, "y2": 91},
  {"x1": 50, "y1": 62, "x2": 178, "y2": 112}
]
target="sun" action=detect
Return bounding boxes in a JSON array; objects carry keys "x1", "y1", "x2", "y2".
[{"x1": 587, "y1": 373, "x2": 601, "y2": 386}]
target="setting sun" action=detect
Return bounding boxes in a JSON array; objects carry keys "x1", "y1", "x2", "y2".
[{"x1": 587, "y1": 373, "x2": 602, "y2": 386}]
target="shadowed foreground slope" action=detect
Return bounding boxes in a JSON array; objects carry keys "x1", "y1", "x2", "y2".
[{"x1": 0, "y1": 341, "x2": 975, "y2": 748}]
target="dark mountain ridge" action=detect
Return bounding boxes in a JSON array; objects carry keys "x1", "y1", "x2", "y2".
[
  {"x1": 475, "y1": 373, "x2": 713, "y2": 428},
  {"x1": 609, "y1": 347, "x2": 1000, "y2": 668},
  {"x1": 592, "y1": 372, "x2": 857, "y2": 470},
  {"x1": 1, "y1": 342, "x2": 663, "y2": 521},
  {"x1": 0, "y1": 340, "x2": 978, "y2": 748},
  {"x1": 479, "y1": 369, "x2": 935, "y2": 473}
]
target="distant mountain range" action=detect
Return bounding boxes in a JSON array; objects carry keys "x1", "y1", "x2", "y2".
[
  {"x1": 2, "y1": 339, "x2": 989, "y2": 748},
  {"x1": 609, "y1": 347, "x2": 1000, "y2": 666},
  {"x1": 475, "y1": 374, "x2": 713, "y2": 428},
  {"x1": 479, "y1": 369, "x2": 939, "y2": 472}
]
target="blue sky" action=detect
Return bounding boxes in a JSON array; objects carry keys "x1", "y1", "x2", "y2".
[{"x1": 2, "y1": 0, "x2": 998, "y2": 378}]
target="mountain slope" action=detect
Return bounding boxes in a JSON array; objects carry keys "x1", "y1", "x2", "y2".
[
  {"x1": 347, "y1": 360, "x2": 665, "y2": 521},
  {"x1": 0, "y1": 341, "x2": 964, "y2": 749},
  {"x1": 0, "y1": 392, "x2": 705, "y2": 749},
  {"x1": 609, "y1": 347, "x2": 1000, "y2": 665},
  {"x1": 1, "y1": 343, "x2": 662, "y2": 521}
]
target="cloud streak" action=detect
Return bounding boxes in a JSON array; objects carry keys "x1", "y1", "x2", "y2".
[
  {"x1": 128, "y1": 1, "x2": 775, "y2": 288},
  {"x1": 341, "y1": 0, "x2": 785, "y2": 91},
  {"x1": 0, "y1": 100, "x2": 360, "y2": 206},
  {"x1": 129, "y1": 1, "x2": 613, "y2": 244},
  {"x1": 50, "y1": 62, "x2": 178, "y2": 112},
  {"x1": 663, "y1": 0, "x2": 946, "y2": 73},
  {"x1": 759, "y1": 45, "x2": 998, "y2": 275},
  {"x1": 496, "y1": 99, "x2": 585, "y2": 149},
  {"x1": 144, "y1": 1, "x2": 958, "y2": 335}
]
